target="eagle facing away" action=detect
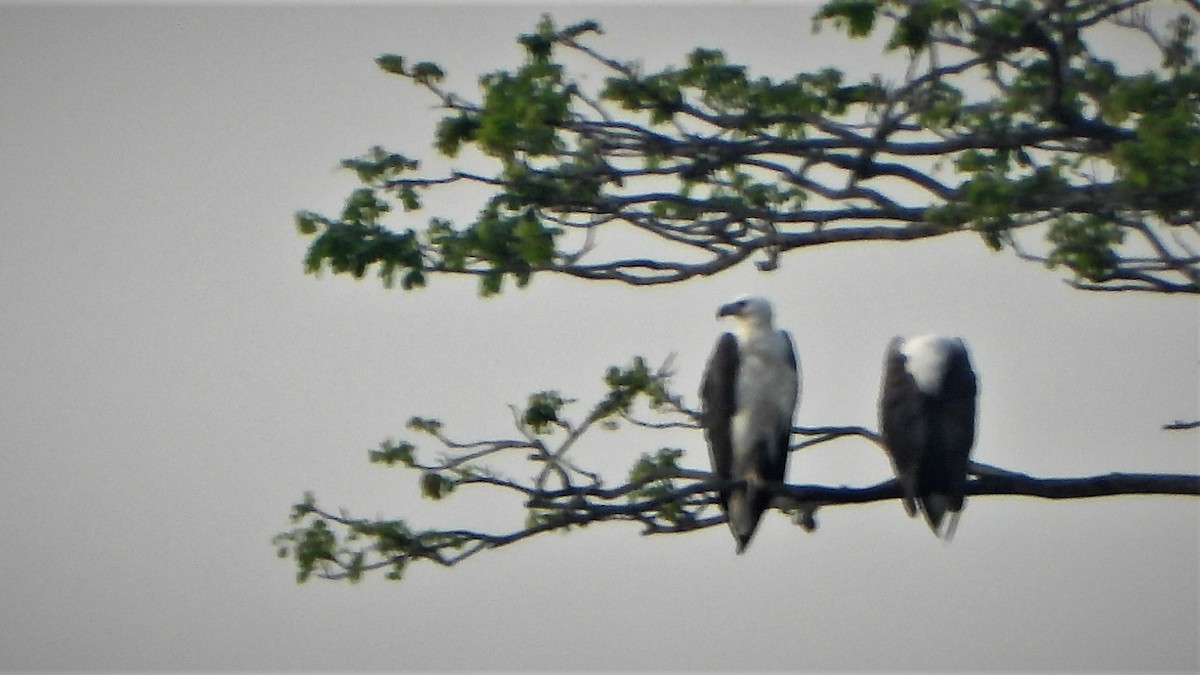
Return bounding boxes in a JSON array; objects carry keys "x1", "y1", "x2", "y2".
[
  {"x1": 878, "y1": 334, "x2": 978, "y2": 539},
  {"x1": 700, "y1": 296, "x2": 799, "y2": 554}
]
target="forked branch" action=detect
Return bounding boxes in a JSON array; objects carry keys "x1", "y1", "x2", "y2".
[{"x1": 275, "y1": 357, "x2": 1199, "y2": 583}]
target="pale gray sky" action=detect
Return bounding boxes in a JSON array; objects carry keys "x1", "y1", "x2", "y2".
[{"x1": 1, "y1": 3, "x2": 1197, "y2": 671}]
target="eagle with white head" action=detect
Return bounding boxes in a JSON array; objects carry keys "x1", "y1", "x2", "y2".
[
  {"x1": 700, "y1": 296, "x2": 799, "y2": 554},
  {"x1": 878, "y1": 334, "x2": 979, "y2": 539}
]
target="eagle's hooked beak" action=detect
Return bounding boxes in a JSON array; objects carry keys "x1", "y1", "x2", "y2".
[{"x1": 717, "y1": 300, "x2": 745, "y2": 318}]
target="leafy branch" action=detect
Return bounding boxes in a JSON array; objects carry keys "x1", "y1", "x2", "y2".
[
  {"x1": 274, "y1": 357, "x2": 1200, "y2": 583},
  {"x1": 297, "y1": 3, "x2": 1199, "y2": 295}
]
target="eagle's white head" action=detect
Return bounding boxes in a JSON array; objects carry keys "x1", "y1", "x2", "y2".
[
  {"x1": 900, "y1": 334, "x2": 966, "y2": 396},
  {"x1": 717, "y1": 296, "x2": 776, "y2": 337}
]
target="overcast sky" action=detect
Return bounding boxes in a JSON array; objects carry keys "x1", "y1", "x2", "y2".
[{"x1": 1, "y1": 2, "x2": 1197, "y2": 671}]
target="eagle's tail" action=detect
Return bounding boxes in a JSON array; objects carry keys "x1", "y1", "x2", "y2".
[
  {"x1": 726, "y1": 487, "x2": 766, "y2": 555},
  {"x1": 921, "y1": 493, "x2": 963, "y2": 540}
]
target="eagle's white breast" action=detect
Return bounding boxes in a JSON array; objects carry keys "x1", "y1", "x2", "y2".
[{"x1": 730, "y1": 329, "x2": 798, "y2": 476}]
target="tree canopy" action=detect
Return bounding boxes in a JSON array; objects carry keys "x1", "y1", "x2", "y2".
[
  {"x1": 276, "y1": 0, "x2": 1200, "y2": 583},
  {"x1": 296, "y1": 0, "x2": 1199, "y2": 295}
]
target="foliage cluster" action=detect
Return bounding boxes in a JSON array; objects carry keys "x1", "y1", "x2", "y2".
[{"x1": 296, "y1": 1, "x2": 1198, "y2": 294}]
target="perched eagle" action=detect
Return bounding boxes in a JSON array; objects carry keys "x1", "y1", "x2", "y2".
[
  {"x1": 700, "y1": 296, "x2": 800, "y2": 554},
  {"x1": 878, "y1": 335, "x2": 978, "y2": 539}
]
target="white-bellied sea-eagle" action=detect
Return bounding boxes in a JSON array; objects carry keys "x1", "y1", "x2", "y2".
[
  {"x1": 700, "y1": 296, "x2": 799, "y2": 554},
  {"x1": 878, "y1": 334, "x2": 978, "y2": 539}
]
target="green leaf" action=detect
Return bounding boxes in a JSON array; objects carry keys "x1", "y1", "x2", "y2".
[
  {"x1": 592, "y1": 356, "x2": 672, "y2": 418},
  {"x1": 294, "y1": 519, "x2": 337, "y2": 584},
  {"x1": 479, "y1": 270, "x2": 504, "y2": 297},
  {"x1": 420, "y1": 472, "x2": 453, "y2": 500},
  {"x1": 886, "y1": 0, "x2": 962, "y2": 52},
  {"x1": 294, "y1": 211, "x2": 322, "y2": 236},
  {"x1": 560, "y1": 19, "x2": 601, "y2": 40},
  {"x1": 435, "y1": 113, "x2": 481, "y2": 157},
  {"x1": 524, "y1": 391, "x2": 571, "y2": 433},
  {"x1": 1161, "y1": 12, "x2": 1197, "y2": 70},
  {"x1": 518, "y1": 14, "x2": 557, "y2": 61},
  {"x1": 369, "y1": 519, "x2": 414, "y2": 553},
  {"x1": 376, "y1": 53, "x2": 406, "y2": 75},
  {"x1": 368, "y1": 440, "x2": 417, "y2": 468},
  {"x1": 629, "y1": 447, "x2": 684, "y2": 483},
  {"x1": 411, "y1": 61, "x2": 445, "y2": 84},
  {"x1": 401, "y1": 268, "x2": 426, "y2": 290},
  {"x1": 339, "y1": 188, "x2": 391, "y2": 225},
  {"x1": 290, "y1": 491, "x2": 316, "y2": 522},
  {"x1": 1046, "y1": 215, "x2": 1124, "y2": 282},
  {"x1": 815, "y1": 0, "x2": 878, "y2": 38},
  {"x1": 513, "y1": 213, "x2": 558, "y2": 266},
  {"x1": 407, "y1": 417, "x2": 443, "y2": 434},
  {"x1": 341, "y1": 147, "x2": 420, "y2": 185},
  {"x1": 347, "y1": 551, "x2": 365, "y2": 583},
  {"x1": 627, "y1": 447, "x2": 687, "y2": 525},
  {"x1": 385, "y1": 557, "x2": 408, "y2": 582}
]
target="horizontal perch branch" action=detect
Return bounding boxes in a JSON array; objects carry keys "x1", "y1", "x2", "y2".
[
  {"x1": 774, "y1": 470, "x2": 1200, "y2": 510},
  {"x1": 281, "y1": 465, "x2": 1200, "y2": 581}
]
